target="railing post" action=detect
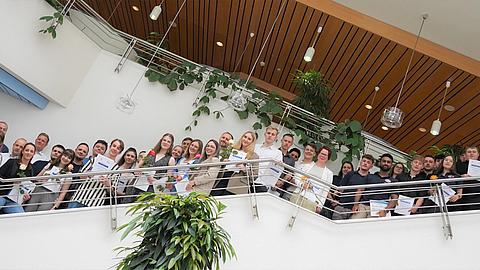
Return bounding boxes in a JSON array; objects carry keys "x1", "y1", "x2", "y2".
[
  {"x1": 114, "y1": 39, "x2": 137, "y2": 73},
  {"x1": 288, "y1": 182, "x2": 308, "y2": 229},
  {"x1": 247, "y1": 163, "x2": 259, "y2": 219},
  {"x1": 109, "y1": 179, "x2": 118, "y2": 231},
  {"x1": 436, "y1": 184, "x2": 453, "y2": 240}
]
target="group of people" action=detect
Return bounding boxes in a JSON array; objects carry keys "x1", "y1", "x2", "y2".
[{"x1": 0, "y1": 119, "x2": 478, "y2": 220}]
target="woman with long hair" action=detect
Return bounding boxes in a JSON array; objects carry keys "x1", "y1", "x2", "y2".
[
  {"x1": 224, "y1": 131, "x2": 259, "y2": 195},
  {"x1": 391, "y1": 162, "x2": 406, "y2": 180},
  {"x1": 176, "y1": 139, "x2": 203, "y2": 180},
  {"x1": 112, "y1": 147, "x2": 137, "y2": 204},
  {"x1": 132, "y1": 133, "x2": 176, "y2": 194},
  {"x1": 69, "y1": 139, "x2": 124, "y2": 208},
  {"x1": 24, "y1": 149, "x2": 75, "y2": 212},
  {"x1": 423, "y1": 155, "x2": 462, "y2": 213},
  {"x1": 186, "y1": 139, "x2": 221, "y2": 195},
  {"x1": 0, "y1": 143, "x2": 36, "y2": 214}
]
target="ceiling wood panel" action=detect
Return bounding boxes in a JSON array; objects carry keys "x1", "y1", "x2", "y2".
[{"x1": 81, "y1": 0, "x2": 480, "y2": 154}]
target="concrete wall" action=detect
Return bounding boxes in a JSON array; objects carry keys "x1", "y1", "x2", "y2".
[{"x1": 0, "y1": 194, "x2": 478, "y2": 270}]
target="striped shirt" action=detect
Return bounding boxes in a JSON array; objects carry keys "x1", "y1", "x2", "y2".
[{"x1": 72, "y1": 158, "x2": 119, "y2": 207}]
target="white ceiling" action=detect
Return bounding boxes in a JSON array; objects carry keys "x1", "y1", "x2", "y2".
[{"x1": 333, "y1": 0, "x2": 480, "y2": 61}]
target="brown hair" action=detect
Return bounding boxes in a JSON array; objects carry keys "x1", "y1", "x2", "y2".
[
  {"x1": 152, "y1": 133, "x2": 175, "y2": 155},
  {"x1": 233, "y1": 131, "x2": 257, "y2": 159}
]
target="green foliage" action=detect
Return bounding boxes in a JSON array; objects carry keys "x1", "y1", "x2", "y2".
[
  {"x1": 428, "y1": 144, "x2": 464, "y2": 163},
  {"x1": 148, "y1": 61, "x2": 364, "y2": 163},
  {"x1": 116, "y1": 192, "x2": 236, "y2": 270},
  {"x1": 38, "y1": 11, "x2": 64, "y2": 39},
  {"x1": 292, "y1": 70, "x2": 333, "y2": 119}
]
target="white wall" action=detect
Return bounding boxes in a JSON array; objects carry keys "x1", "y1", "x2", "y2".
[
  {"x1": 0, "y1": 50, "x2": 257, "y2": 154},
  {"x1": 0, "y1": 194, "x2": 478, "y2": 270},
  {"x1": 0, "y1": 0, "x2": 100, "y2": 106}
]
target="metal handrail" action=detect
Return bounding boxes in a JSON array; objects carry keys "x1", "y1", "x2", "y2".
[{"x1": 49, "y1": 0, "x2": 410, "y2": 161}]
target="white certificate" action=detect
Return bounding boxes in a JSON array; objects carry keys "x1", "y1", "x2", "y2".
[
  {"x1": 225, "y1": 150, "x2": 247, "y2": 173},
  {"x1": 91, "y1": 154, "x2": 115, "y2": 173},
  {"x1": 7, "y1": 181, "x2": 36, "y2": 204},
  {"x1": 394, "y1": 195, "x2": 415, "y2": 216},
  {"x1": 467, "y1": 159, "x2": 480, "y2": 177},
  {"x1": 370, "y1": 200, "x2": 391, "y2": 217},
  {"x1": 174, "y1": 180, "x2": 191, "y2": 196},
  {"x1": 260, "y1": 164, "x2": 284, "y2": 187},
  {"x1": 42, "y1": 166, "x2": 63, "y2": 193},
  {"x1": 429, "y1": 183, "x2": 455, "y2": 206}
]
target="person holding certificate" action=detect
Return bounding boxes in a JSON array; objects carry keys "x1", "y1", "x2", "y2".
[
  {"x1": 456, "y1": 146, "x2": 480, "y2": 210},
  {"x1": 110, "y1": 147, "x2": 137, "y2": 204},
  {"x1": 24, "y1": 149, "x2": 75, "y2": 211},
  {"x1": 0, "y1": 143, "x2": 36, "y2": 214},
  {"x1": 422, "y1": 155, "x2": 462, "y2": 213},
  {"x1": 224, "y1": 131, "x2": 258, "y2": 195},
  {"x1": 173, "y1": 139, "x2": 203, "y2": 193},
  {"x1": 289, "y1": 146, "x2": 333, "y2": 213},
  {"x1": 68, "y1": 139, "x2": 124, "y2": 208},
  {"x1": 393, "y1": 155, "x2": 427, "y2": 215},
  {"x1": 185, "y1": 139, "x2": 221, "y2": 195}
]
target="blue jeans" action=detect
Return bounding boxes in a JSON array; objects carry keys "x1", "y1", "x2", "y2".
[
  {"x1": 67, "y1": 201, "x2": 87, "y2": 208},
  {"x1": 0, "y1": 197, "x2": 25, "y2": 214}
]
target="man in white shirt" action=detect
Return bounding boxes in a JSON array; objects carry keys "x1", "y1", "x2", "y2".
[
  {"x1": 0, "y1": 137, "x2": 27, "y2": 167},
  {"x1": 254, "y1": 126, "x2": 283, "y2": 192},
  {"x1": 31, "y1": 132, "x2": 50, "y2": 163}
]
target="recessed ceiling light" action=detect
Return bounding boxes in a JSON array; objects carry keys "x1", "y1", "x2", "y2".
[
  {"x1": 365, "y1": 104, "x2": 372, "y2": 110},
  {"x1": 168, "y1": 21, "x2": 177, "y2": 28},
  {"x1": 418, "y1": 127, "x2": 427, "y2": 133},
  {"x1": 276, "y1": 68, "x2": 282, "y2": 72},
  {"x1": 444, "y1": 105, "x2": 455, "y2": 111},
  {"x1": 259, "y1": 61, "x2": 266, "y2": 67},
  {"x1": 132, "y1": 5, "x2": 140, "y2": 11},
  {"x1": 381, "y1": 126, "x2": 389, "y2": 131},
  {"x1": 216, "y1": 41, "x2": 224, "y2": 47}
]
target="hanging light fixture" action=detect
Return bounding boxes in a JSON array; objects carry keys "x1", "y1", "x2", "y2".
[
  {"x1": 150, "y1": 5, "x2": 162, "y2": 20},
  {"x1": 303, "y1": 26, "x2": 323, "y2": 62},
  {"x1": 363, "y1": 86, "x2": 380, "y2": 126},
  {"x1": 430, "y1": 81, "x2": 451, "y2": 136},
  {"x1": 381, "y1": 14, "x2": 428, "y2": 128},
  {"x1": 117, "y1": 0, "x2": 187, "y2": 114},
  {"x1": 228, "y1": 0, "x2": 288, "y2": 111},
  {"x1": 149, "y1": 0, "x2": 165, "y2": 20}
]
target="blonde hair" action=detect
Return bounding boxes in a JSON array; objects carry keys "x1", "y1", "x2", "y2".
[
  {"x1": 233, "y1": 131, "x2": 257, "y2": 159},
  {"x1": 265, "y1": 126, "x2": 279, "y2": 135}
]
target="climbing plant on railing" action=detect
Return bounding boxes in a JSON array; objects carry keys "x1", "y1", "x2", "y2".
[
  {"x1": 39, "y1": 0, "x2": 64, "y2": 39},
  {"x1": 145, "y1": 62, "x2": 364, "y2": 162}
]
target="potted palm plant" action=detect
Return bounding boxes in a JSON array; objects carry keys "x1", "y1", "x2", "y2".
[{"x1": 116, "y1": 192, "x2": 236, "y2": 270}]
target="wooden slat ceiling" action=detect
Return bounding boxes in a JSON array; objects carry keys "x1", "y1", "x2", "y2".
[{"x1": 82, "y1": 0, "x2": 480, "y2": 154}]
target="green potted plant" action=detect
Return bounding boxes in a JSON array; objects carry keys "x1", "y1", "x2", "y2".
[
  {"x1": 116, "y1": 192, "x2": 236, "y2": 270},
  {"x1": 292, "y1": 69, "x2": 333, "y2": 119}
]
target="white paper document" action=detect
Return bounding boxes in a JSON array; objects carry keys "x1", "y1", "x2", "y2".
[
  {"x1": 7, "y1": 181, "x2": 36, "y2": 204},
  {"x1": 429, "y1": 183, "x2": 456, "y2": 206},
  {"x1": 394, "y1": 195, "x2": 415, "y2": 215},
  {"x1": 42, "y1": 166, "x2": 63, "y2": 193},
  {"x1": 91, "y1": 154, "x2": 115, "y2": 173},
  {"x1": 225, "y1": 150, "x2": 247, "y2": 173},
  {"x1": 467, "y1": 159, "x2": 480, "y2": 177},
  {"x1": 174, "y1": 180, "x2": 191, "y2": 196},
  {"x1": 260, "y1": 164, "x2": 284, "y2": 187},
  {"x1": 370, "y1": 200, "x2": 391, "y2": 217}
]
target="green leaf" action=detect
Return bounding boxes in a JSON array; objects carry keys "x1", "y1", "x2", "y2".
[
  {"x1": 220, "y1": 96, "x2": 229, "y2": 101},
  {"x1": 236, "y1": 110, "x2": 249, "y2": 120},
  {"x1": 167, "y1": 79, "x2": 178, "y2": 91},
  {"x1": 252, "y1": 122, "x2": 262, "y2": 130},
  {"x1": 246, "y1": 102, "x2": 256, "y2": 113},
  {"x1": 349, "y1": 120, "x2": 362, "y2": 132},
  {"x1": 199, "y1": 96, "x2": 210, "y2": 104},
  {"x1": 179, "y1": 83, "x2": 185, "y2": 90},
  {"x1": 39, "y1": 15, "x2": 54, "y2": 21}
]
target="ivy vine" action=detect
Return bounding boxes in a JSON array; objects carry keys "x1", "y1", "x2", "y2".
[
  {"x1": 145, "y1": 62, "x2": 364, "y2": 162},
  {"x1": 39, "y1": 0, "x2": 64, "y2": 39}
]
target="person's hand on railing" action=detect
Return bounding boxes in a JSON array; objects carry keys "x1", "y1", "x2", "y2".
[
  {"x1": 23, "y1": 193, "x2": 31, "y2": 202},
  {"x1": 352, "y1": 204, "x2": 360, "y2": 213},
  {"x1": 236, "y1": 163, "x2": 246, "y2": 172},
  {"x1": 409, "y1": 206, "x2": 419, "y2": 214},
  {"x1": 186, "y1": 180, "x2": 195, "y2": 191},
  {"x1": 378, "y1": 209, "x2": 387, "y2": 217},
  {"x1": 99, "y1": 176, "x2": 111, "y2": 187},
  {"x1": 449, "y1": 194, "x2": 462, "y2": 202}
]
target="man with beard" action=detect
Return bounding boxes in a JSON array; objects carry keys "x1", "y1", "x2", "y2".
[
  {"x1": 351, "y1": 153, "x2": 398, "y2": 219},
  {"x1": 423, "y1": 155, "x2": 435, "y2": 175}
]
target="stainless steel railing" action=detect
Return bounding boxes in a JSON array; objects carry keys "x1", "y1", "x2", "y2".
[{"x1": 45, "y1": 0, "x2": 411, "y2": 162}]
